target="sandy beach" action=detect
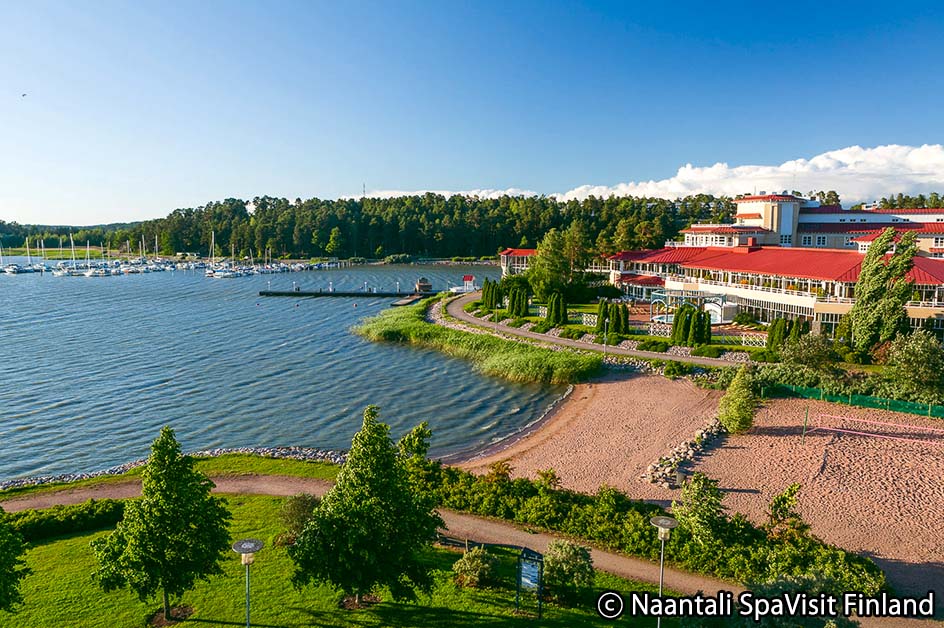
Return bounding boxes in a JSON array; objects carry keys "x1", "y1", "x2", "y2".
[{"x1": 459, "y1": 373, "x2": 944, "y2": 611}]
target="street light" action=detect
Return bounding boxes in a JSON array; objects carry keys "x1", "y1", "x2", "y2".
[
  {"x1": 650, "y1": 516, "x2": 678, "y2": 628},
  {"x1": 232, "y1": 538, "x2": 264, "y2": 628}
]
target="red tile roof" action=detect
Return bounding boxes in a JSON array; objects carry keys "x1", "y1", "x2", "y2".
[
  {"x1": 735, "y1": 195, "x2": 802, "y2": 202},
  {"x1": 462, "y1": 275, "x2": 474, "y2": 281},
  {"x1": 866, "y1": 208, "x2": 944, "y2": 214},
  {"x1": 735, "y1": 213, "x2": 763, "y2": 219},
  {"x1": 616, "y1": 273, "x2": 664, "y2": 287},
  {"x1": 634, "y1": 247, "x2": 715, "y2": 264},
  {"x1": 908, "y1": 257, "x2": 944, "y2": 284},
  {"x1": 850, "y1": 231, "x2": 904, "y2": 243},
  {"x1": 499, "y1": 248, "x2": 536, "y2": 257},
  {"x1": 800, "y1": 206, "x2": 944, "y2": 215}
]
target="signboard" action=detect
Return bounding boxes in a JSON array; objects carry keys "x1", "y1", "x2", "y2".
[{"x1": 516, "y1": 547, "x2": 544, "y2": 618}]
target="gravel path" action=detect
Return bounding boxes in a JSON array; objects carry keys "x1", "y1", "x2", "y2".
[
  {"x1": 1, "y1": 473, "x2": 933, "y2": 625},
  {"x1": 444, "y1": 292, "x2": 737, "y2": 368}
]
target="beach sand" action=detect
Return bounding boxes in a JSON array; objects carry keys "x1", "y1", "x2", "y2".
[
  {"x1": 460, "y1": 372, "x2": 721, "y2": 502},
  {"x1": 459, "y1": 374, "x2": 944, "y2": 608}
]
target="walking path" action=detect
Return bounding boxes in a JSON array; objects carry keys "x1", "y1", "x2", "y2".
[
  {"x1": 443, "y1": 292, "x2": 739, "y2": 368},
  {"x1": 0, "y1": 474, "x2": 932, "y2": 626}
]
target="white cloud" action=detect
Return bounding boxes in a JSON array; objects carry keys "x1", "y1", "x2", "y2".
[{"x1": 365, "y1": 144, "x2": 944, "y2": 205}]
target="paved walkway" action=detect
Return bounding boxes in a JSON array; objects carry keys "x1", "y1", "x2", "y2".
[
  {"x1": 1, "y1": 475, "x2": 932, "y2": 626},
  {"x1": 444, "y1": 292, "x2": 741, "y2": 368}
]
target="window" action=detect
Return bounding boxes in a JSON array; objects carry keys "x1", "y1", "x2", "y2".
[
  {"x1": 933, "y1": 252, "x2": 944, "y2": 259},
  {"x1": 816, "y1": 235, "x2": 827, "y2": 247},
  {"x1": 844, "y1": 237, "x2": 855, "y2": 247},
  {"x1": 935, "y1": 237, "x2": 944, "y2": 247},
  {"x1": 801, "y1": 235, "x2": 812, "y2": 246},
  {"x1": 780, "y1": 235, "x2": 792, "y2": 245},
  {"x1": 839, "y1": 219, "x2": 846, "y2": 222}
]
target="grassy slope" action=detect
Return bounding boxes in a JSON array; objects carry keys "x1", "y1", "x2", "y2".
[
  {"x1": 11, "y1": 494, "x2": 676, "y2": 628},
  {"x1": 353, "y1": 297, "x2": 602, "y2": 385},
  {"x1": 0, "y1": 454, "x2": 339, "y2": 501}
]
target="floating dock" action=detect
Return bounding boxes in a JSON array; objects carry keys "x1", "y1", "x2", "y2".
[{"x1": 258, "y1": 290, "x2": 431, "y2": 306}]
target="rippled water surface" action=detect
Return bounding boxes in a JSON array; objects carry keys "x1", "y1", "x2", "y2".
[{"x1": 0, "y1": 262, "x2": 563, "y2": 480}]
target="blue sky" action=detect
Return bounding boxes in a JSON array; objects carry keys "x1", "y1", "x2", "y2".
[{"x1": 3, "y1": 1, "x2": 944, "y2": 224}]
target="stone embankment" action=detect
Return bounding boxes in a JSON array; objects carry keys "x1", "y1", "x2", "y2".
[
  {"x1": 0, "y1": 446, "x2": 347, "y2": 492},
  {"x1": 643, "y1": 418, "x2": 726, "y2": 488}
]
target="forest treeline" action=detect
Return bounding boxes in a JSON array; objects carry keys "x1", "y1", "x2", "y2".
[
  {"x1": 4, "y1": 189, "x2": 941, "y2": 259},
  {"x1": 0, "y1": 193, "x2": 735, "y2": 258}
]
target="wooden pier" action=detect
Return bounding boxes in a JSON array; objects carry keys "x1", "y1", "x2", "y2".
[{"x1": 258, "y1": 289, "x2": 431, "y2": 306}]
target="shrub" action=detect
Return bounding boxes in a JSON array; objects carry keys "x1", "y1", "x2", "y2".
[
  {"x1": 383, "y1": 253, "x2": 413, "y2": 264},
  {"x1": 779, "y1": 334, "x2": 838, "y2": 372},
  {"x1": 506, "y1": 318, "x2": 528, "y2": 328},
  {"x1": 276, "y1": 493, "x2": 320, "y2": 546},
  {"x1": 672, "y1": 473, "x2": 724, "y2": 547},
  {"x1": 5, "y1": 499, "x2": 124, "y2": 543},
  {"x1": 542, "y1": 540, "x2": 594, "y2": 603},
  {"x1": 750, "y1": 349, "x2": 780, "y2": 363},
  {"x1": 664, "y1": 361, "x2": 692, "y2": 378},
  {"x1": 452, "y1": 546, "x2": 497, "y2": 588},
  {"x1": 637, "y1": 339, "x2": 670, "y2": 352},
  {"x1": 691, "y1": 345, "x2": 724, "y2": 358},
  {"x1": 531, "y1": 320, "x2": 554, "y2": 334},
  {"x1": 733, "y1": 312, "x2": 757, "y2": 325},
  {"x1": 718, "y1": 365, "x2": 756, "y2": 433},
  {"x1": 559, "y1": 327, "x2": 585, "y2": 340}
]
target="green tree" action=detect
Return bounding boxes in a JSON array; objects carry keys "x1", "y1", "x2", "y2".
[
  {"x1": 672, "y1": 473, "x2": 725, "y2": 546},
  {"x1": 543, "y1": 540, "x2": 594, "y2": 603},
  {"x1": 765, "y1": 483, "x2": 810, "y2": 541},
  {"x1": 92, "y1": 427, "x2": 232, "y2": 621},
  {"x1": 718, "y1": 365, "x2": 756, "y2": 433},
  {"x1": 325, "y1": 226, "x2": 345, "y2": 257},
  {"x1": 848, "y1": 229, "x2": 917, "y2": 351},
  {"x1": 779, "y1": 334, "x2": 837, "y2": 372},
  {"x1": 289, "y1": 406, "x2": 443, "y2": 605},
  {"x1": 0, "y1": 506, "x2": 30, "y2": 613},
  {"x1": 882, "y1": 329, "x2": 944, "y2": 403},
  {"x1": 595, "y1": 300, "x2": 608, "y2": 333}
]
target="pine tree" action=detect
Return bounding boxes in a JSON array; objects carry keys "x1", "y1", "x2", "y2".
[
  {"x1": 620, "y1": 303, "x2": 629, "y2": 334},
  {"x1": 608, "y1": 303, "x2": 621, "y2": 334},
  {"x1": 701, "y1": 311, "x2": 713, "y2": 345},
  {"x1": 687, "y1": 309, "x2": 700, "y2": 346},
  {"x1": 92, "y1": 427, "x2": 232, "y2": 621},
  {"x1": 0, "y1": 506, "x2": 29, "y2": 613},
  {"x1": 670, "y1": 306, "x2": 683, "y2": 344},
  {"x1": 595, "y1": 300, "x2": 607, "y2": 333},
  {"x1": 289, "y1": 407, "x2": 443, "y2": 604}
]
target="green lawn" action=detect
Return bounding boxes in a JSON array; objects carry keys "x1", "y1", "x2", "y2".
[
  {"x1": 0, "y1": 454, "x2": 339, "y2": 501},
  {"x1": 9, "y1": 494, "x2": 679, "y2": 627}
]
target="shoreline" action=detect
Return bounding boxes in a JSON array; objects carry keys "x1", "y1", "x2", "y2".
[{"x1": 436, "y1": 383, "x2": 577, "y2": 465}]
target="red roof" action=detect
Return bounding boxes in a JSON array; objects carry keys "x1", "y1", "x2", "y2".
[
  {"x1": 634, "y1": 246, "x2": 714, "y2": 264},
  {"x1": 735, "y1": 213, "x2": 763, "y2": 219},
  {"x1": 499, "y1": 248, "x2": 536, "y2": 257},
  {"x1": 655, "y1": 245, "x2": 944, "y2": 285},
  {"x1": 462, "y1": 275, "x2": 474, "y2": 281},
  {"x1": 850, "y1": 231, "x2": 905, "y2": 243},
  {"x1": 866, "y1": 208, "x2": 944, "y2": 214},
  {"x1": 681, "y1": 225, "x2": 769, "y2": 235},
  {"x1": 616, "y1": 273, "x2": 664, "y2": 287},
  {"x1": 678, "y1": 247, "x2": 865, "y2": 282},
  {"x1": 735, "y1": 195, "x2": 802, "y2": 202},
  {"x1": 608, "y1": 250, "x2": 654, "y2": 262}
]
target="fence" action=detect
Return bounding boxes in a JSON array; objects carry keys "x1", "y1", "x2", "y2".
[{"x1": 761, "y1": 384, "x2": 944, "y2": 419}]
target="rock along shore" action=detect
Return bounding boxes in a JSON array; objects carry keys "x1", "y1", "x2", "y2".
[{"x1": 0, "y1": 446, "x2": 348, "y2": 492}]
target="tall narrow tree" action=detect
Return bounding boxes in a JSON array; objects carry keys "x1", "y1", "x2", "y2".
[{"x1": 289, "y1": 407, "x2": 443, "y2": 604}]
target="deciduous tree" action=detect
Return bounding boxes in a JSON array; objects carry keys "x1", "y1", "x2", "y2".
[
  {"x1": 0, "y1": 507, "x2": 29, "y2": 613},
  {"x1": 92, "y1": 427, "x2": 232, "y2": 621}
]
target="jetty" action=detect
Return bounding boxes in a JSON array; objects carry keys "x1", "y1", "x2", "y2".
[{"x1": 258, "y1": 289, "x2": 431, "y2": 306}]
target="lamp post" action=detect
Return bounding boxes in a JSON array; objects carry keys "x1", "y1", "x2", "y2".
[
  {"x1": 649, "y1": 516, "x2": 678, "y2": 628},
  {"x1": 232, "y1": 539, "x2": 264, "y2": 628},
  {"x1": 603, "y1": 316, "x2": 609, "y2": 356}
]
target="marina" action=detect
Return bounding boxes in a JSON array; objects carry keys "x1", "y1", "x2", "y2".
[{"x1": 0, "y1": 263, "x2": 562, "y2": 482}]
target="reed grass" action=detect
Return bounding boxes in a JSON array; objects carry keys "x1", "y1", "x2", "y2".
[{"x1": 353, "y1": 298, "x2": 601, "y2": 385}]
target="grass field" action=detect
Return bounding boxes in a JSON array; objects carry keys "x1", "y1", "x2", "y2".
[
  {"x1": 9, "y1": 494, "x2": 677, "y2": 627},
  {"x1": 0, "y1": 454, "x2": 339, "y2": 501}
]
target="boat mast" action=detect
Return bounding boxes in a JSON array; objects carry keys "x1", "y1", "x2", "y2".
[
  {"x1": 70, "y1": 233, "x2": 76, "y2": 269},
  {"x1": 25, "y1": 237, "x2": 31, "y2": 266}
]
